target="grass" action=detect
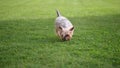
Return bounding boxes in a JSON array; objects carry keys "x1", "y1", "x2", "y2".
[{"x1": 0, "y1": 0, "x2": 120, "y2": 68}]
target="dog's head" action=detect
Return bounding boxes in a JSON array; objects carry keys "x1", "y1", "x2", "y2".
[{"x1": 59, "y1": 26, "x2": 74, "y2": 41}]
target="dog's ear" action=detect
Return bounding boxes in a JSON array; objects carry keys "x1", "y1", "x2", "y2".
[{"x1": 70, "y1": 26, "x2": 74, "y2": 31}]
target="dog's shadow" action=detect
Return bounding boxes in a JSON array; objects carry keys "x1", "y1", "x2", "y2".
[{"x1": 38, "y1": 36, "x2": 62, "y2": 43}]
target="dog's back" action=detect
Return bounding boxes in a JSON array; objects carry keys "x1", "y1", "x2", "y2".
[{"x1": 55, "y1": 10, "x2": 73, "y2": 30}]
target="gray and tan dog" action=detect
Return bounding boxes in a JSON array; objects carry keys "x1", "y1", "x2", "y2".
[{"x1": 55, "y1": 10, "x2": 74, "y2": 41}]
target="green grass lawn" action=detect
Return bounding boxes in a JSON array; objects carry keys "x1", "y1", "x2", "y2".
[{"x1": 0, "y1": 0, "x2": 120, "y2": 68}]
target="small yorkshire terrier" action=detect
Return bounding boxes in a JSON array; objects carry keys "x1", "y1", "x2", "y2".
[{"x1": 55, "y1": 10, "x2": 74, "y2": 41}]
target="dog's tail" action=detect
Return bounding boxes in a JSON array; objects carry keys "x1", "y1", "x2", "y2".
[{"x1": 56, "y1": 9, "x2": 61, "y2": 17}]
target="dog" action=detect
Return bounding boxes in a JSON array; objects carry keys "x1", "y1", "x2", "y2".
[{"x1": 55, "y1": 10, "x2": 74, "y2": 41}]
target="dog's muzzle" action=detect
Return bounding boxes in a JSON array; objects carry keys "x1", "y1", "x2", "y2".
[{"x1": 62, "y1": 34, "x2": 70, "y2": 41}]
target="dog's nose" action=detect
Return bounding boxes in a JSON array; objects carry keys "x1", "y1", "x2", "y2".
[{"x1": 62, "y1": 35, "x2": 70, "y2": 41}]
